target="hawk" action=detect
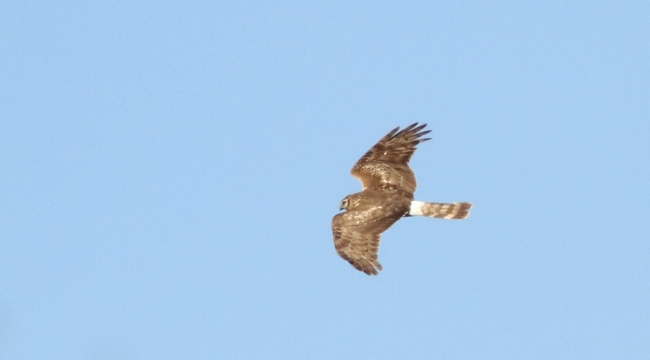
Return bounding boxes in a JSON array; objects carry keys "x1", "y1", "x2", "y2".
[{"x1": 332, "y1": 123, "x2": 472, "y2": 275}]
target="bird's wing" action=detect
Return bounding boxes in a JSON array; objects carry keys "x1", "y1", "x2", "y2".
[
  {"x1": 331, "y1": 196, "x2": 409, "y2": 275},
  {"x1": 351, "y1": 123, "x2": 430, "y2": 194}
]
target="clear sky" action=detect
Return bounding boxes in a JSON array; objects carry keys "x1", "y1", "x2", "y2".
[{"x1": 1, "y1": 2, "x2": 649, "y2": 359}]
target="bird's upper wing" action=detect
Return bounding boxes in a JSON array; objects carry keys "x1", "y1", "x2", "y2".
[
  {"x1": 351, "y1": 123, "x2": 430, "y2": 194},
  {"x1": 331, "y1": 195, "x2": 410, "y2": 275}
]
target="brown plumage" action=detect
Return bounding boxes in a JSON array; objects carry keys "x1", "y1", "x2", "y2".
[
  {"x1": 332, "y1": 123, "x2": 472, "y2": 275},
  {"x1": 414, "y1": 202, "x2": 473, "y2": 220}
]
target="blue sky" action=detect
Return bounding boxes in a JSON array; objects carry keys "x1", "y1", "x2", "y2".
[{"x1": 1, "y1": 1, "x2": 649, "y2": 359}]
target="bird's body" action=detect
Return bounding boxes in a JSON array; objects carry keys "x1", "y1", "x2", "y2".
[{"x1": 332, "y1": 123, "x2": 472, "y2": 275}]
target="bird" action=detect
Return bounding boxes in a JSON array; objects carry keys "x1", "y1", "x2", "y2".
[{"x1": 331, "y1": 123, "x2": 472, "y2": 275}]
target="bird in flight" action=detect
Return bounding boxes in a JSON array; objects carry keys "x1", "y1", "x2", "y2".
[{"x1": 331, "y1": 123, "x2": 472, "y2": 275}]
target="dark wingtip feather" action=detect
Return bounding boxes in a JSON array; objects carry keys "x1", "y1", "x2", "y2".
[
  {"x1": 382, "y1": 126, "x2": 401, "y2": 141},
  {"x1": 390, "y1": 123, "x2": 430, "y2": 141}
]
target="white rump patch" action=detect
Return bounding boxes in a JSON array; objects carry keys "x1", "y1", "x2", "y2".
[{"x1": 409, "y1": 201, "x2": 426, "y2": 216}]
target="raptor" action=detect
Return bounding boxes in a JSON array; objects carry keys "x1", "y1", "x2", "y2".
[{"x1": 332, "y1": 123, "x2": 472, "y2": 275}]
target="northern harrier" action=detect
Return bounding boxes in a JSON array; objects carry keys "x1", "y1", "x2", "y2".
[{"x1": 332, "y1": 123, "x2": 472, "y2": 275}]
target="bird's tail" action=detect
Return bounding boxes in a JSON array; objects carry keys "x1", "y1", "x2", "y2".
[{"x1": 409, "y1": 201, "x2": 473, "y2": 220}]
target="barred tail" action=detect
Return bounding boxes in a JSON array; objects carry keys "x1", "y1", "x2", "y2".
[{"x1": 409, "y1": 201, "x2": 473, "y2": 219}]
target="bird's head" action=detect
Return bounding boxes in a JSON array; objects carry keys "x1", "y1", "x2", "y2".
[
  {"x1": 339, "y1": 193, "x2": 364, "y2": 211},
  {"x1": 339, "y1": 196, "x2": 351, "y2": 211}
]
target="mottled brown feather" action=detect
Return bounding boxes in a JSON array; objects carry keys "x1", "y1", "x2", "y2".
[
  {"x1": 419, "y1": 202, "x2": 473, "y2": 219},
  {"x1": 332, "y1": 189, "x2": 411, "y2": 275},
  {"x1": 351, "y1": 123, "x2": 430, "y2": 195}
]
